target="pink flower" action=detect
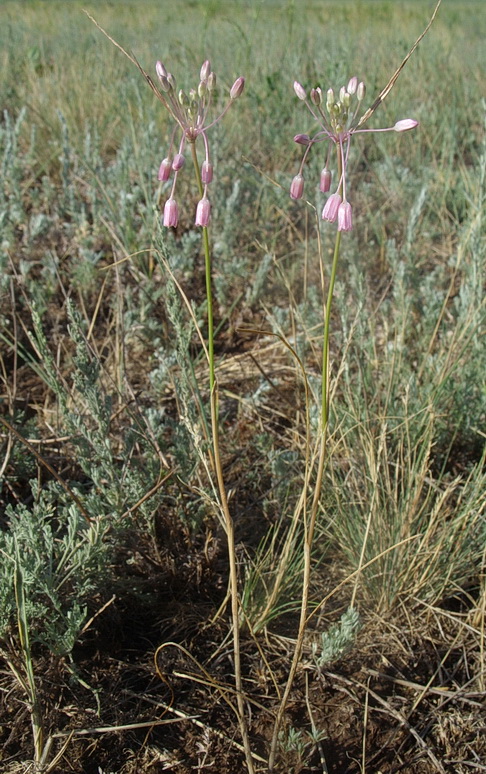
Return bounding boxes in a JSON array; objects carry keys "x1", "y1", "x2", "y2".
[
  {"x1": 158, "y1": 158, "x2": 172, "y2": 181},
  {"x1": 293, "y1": 81, "x2": 307, "y2": 100},
  {"x1": 347, "y1": 76, "x2": 358, "y2": 95},
  {"x1": 163, "y1": 198, "x2": 178, "y2": 227},
  {"x1": 294, "y1": 134, "x2": 311, "y2": 145},
  {"x1": 320, "y1": 168, "x2": 332, "y2": 193},
  {"x1": 195, "y1": 197, "x2": 211, "y2": 227},
  {"x1": 200, "y1": 60, "x2": 211, "y2": 81},
  {"x1": 202, "y1": 160, "x2": 213, "y2": 184},
  {"x1": 154, "y1": 58, "x2": 245, "y2": 226},
  {"x1": 230, "y1": 77, "x2": 245, "y2": 100},
  {"x1": 290, "y1": 174, "x2": 304, "y2": 200},
  {"x1": 394, "y1": 119, "x2": 419, "y2": 132},
  {"x1": 322, "y1": 193, "x2": 342, "y2": 222},
  {"x1": 291, "y1": 74, "x2": 418, "y2": 230},
  {"x1": 337, "y1": 201, "x2": 352, "y2": 231},
  {"x1": 172, "y1": 153, "x2": 185, "y2": 171}
]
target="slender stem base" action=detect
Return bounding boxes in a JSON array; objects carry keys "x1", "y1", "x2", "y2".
[
  {"x1": 190, "y1": 142, "x2": 254, "y2": 774},
  {"x1": 268, "y1": 228, "x2": 342, "y2": 771}
]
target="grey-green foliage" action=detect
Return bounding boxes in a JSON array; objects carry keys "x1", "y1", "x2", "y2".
[
  {"x1": 28, "y1": 300, "x2": 163, "y2": 525},
  {"x1": 312, "y1": 607, "x2": 360, "y2": 668},
  {"x1": 0, "y1": 482, "x2": 107, "y2": 656}
]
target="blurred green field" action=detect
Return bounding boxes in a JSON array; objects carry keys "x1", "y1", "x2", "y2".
[{"x1": 0, "y1": 1, "x2": 485, "y2": 771}]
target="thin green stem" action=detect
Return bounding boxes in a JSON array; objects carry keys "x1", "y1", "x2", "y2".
[
  {"x1": 189, "y1": 141, "x2": 254, "y2": 774},
  {"x1": 268, "y1": 225, "x2": 342, "y2": 772}
]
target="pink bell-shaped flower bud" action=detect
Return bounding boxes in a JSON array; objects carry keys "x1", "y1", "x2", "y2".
[
  {"x1": 172, "y1": 153, "x2": 185, "y2": 171},
  {"x1": 230, "y1": 77, "x2": 245, "y2": 99},
  {"x1": 320, "y1": 168, "x2": 332, "y2": 193},
  {"x1": 293, "y1": 81, "x2": 307, "y2": 100},
  {"x1": 201, "y1": 160, "x2": 213, "y2": 184},
  {"x1": 310, "y1": 88, "x2": 321, "y2": 106},
  {"x1": 322, "y1": 192, "x2": 342, "y2": 222},
  {"x1": 347, "y1": 76, "x2": 358, "y2": 95},
  {"x1": 293, "y1": 133, "x2": 311, "y2": 145},
  {"x1": 200, "y1": 60, "x2": 211, "y2": 81},
  {"x1": 394, "y1": 119, "x2": 419, "y2": 132},
  {"x1": 163, "y1": 198, "x2": 178, "y2": 227},
  {"x1": 337, "y1": 200, "x2": 353, "y2": 231},
  {"x1": 195, "y1": 197, "x2": 211, "y2": 227},
  {"x1": 158, "y1": 158, "x2": 172, "y2": 182},
  {"x1": 290, "y1": 174, "x2": 305, "y2": 200}
]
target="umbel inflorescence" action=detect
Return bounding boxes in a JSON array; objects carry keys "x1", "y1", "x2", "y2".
[
  {"x1": 290, "y1": 76, "x2": 418, "y2": 230},
  {"x1": 156, "y1": 59, "x2": 245, "y2": 228}
]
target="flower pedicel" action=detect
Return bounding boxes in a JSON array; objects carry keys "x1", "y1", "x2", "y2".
[
  {"x1": 290, "y1": 76, "x2": 418, "y2": 230},
  {"x1": 155, "y1": 59, "x2": 245, "y2": 228}
]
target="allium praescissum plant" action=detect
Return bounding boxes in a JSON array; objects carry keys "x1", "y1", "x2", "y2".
[
  {"x1": 268, "y1": 72, "x2": 420, "y2": 770},
  {"x1": 154, "y1": 58, "x2": 255, "y2": 773}
]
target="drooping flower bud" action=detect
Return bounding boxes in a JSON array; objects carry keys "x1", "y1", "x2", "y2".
[
  {"x1": 357, "y1": 81, "x2": 366, "y2": 101},
  {"x1": 393, "y1": 119, "x2": 419, "y2": 132},
  {"x1": 322, "y1": 193, "x2": 342, "y2": 222},
  {"x1": 195, "y1": 196, "x2": 211, "y2": 227},
  {"x1": 157, "y1": 158, "x2": 172, "y2": 181},
  {"x1": 347, "y1": 76, "x2": 358, "y2": 95},
  {"x1": 163, "y1": 198, "x2": 178, "y2": 227},
  {"x1": 200, "y1": 60, "x2": 211, "y2": 82},
  {"x1": 290, "y1": 174, "x2": 305, "y2": 200},
  {"x1": 172, "y1": 154, "x2": 185, "y2": 171},
  {"x1": 320, "y1": 168, "x2": 332, "y2": 193},
  {"x1": 201, "y1": 160, "x2": 213, "y2": 184},
  {"x1": 294, "y1": 81, "x2": 307, "y2": 100},
  {"x1": 230, "y1": 77, "x2": 245, "y2": 100},
  {"x1": 337, "y1": 200, "x2": 353, "y2": 231},
  {"x1": 293, "y1": 133, "x2": 311, "y2": 145}
]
